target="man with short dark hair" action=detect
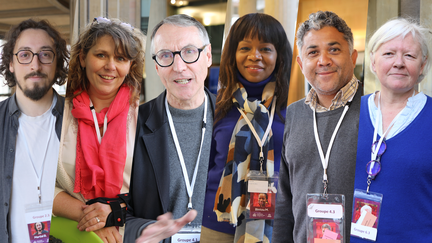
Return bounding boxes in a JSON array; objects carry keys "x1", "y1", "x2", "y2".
[
  {"x1": 0, "y1": 19, "x2": 68, "y2": 242},
  {"x1": 125, "y1": 14, "x2": 215, "y2": 243},
  {"x1": 272, "y1": 11, "x2": 361, "y2": 243}
]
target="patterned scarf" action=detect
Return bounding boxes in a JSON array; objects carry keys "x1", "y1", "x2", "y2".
[
  {"x1": 214, "y1": 79, "x2": 276, "y2": 242},
  {"x1": 72, "y1": 84, "x2": 130, "y2": 199}
]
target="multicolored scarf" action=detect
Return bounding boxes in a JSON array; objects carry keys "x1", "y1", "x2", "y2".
[
  {"x1": 214, "y1": 80, "x2": 276, "y2": 242},
  {"x1": 72, "y1": 84, "x2": 130, "y2": 199}
]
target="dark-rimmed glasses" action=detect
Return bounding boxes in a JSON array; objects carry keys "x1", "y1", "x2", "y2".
[
  {"x1": 14, "y1": 50, "x2": 55, "y2": 64},
  {"x1": 152, "y1": 45, "x2": 208, "y2": 67},
  {"x1": 93, "y1": 17, "x2": 134, "y2": 31}
]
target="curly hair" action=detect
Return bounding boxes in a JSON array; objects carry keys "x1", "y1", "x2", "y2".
[
  {"x1": 33, "y1": 222, "x2": 45, "y2": 231},
  {"x1": 296, "y1": 11, "x2": 354, "y2": 55},
  {"x1": 66, "y1": 18, "x2": 146, "y2": 105},
  {"x1": 215, "y1": 13, "x2": 292, "y2": 123},
  {"x1": 0, "y1": 19, "x2": 69, "y2": 87}
]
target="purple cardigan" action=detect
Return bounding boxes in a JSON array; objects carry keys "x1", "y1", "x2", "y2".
[{"x1": 201, "y1": 74, "x2": 286, "y2": 234}]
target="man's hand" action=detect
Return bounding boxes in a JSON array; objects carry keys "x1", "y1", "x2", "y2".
[
  {"x1": 94, "y1": 226, "x2": 122, "y2": 243},
  {"x1": 77, "y1": 202, "x2": 111, "y2": 231},
  {"x1": 136, "y1": 210, "x2": 197, "y2": 243}
]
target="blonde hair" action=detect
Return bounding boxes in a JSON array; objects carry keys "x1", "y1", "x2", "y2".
[{"x1": 369, "y1": 18, "x2": 431, "y2": 82}]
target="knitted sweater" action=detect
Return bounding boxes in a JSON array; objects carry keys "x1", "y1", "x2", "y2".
[
  {"x1": 350, "y1": 95, "x2": 432, "y2": 242},
  {"x1": 167, "y1": 98, "x2": 213, "y2": 226},
  {"x1": 273, "y1": 87, "x2": 361, "y2": 243}
]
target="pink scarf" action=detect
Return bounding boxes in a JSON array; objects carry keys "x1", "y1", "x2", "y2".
[{"x1": 72, "y1": 84, "x2": 130, "y2": 199}]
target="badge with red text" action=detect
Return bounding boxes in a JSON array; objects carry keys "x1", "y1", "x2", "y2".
[
  {"x1": 350, "y1": 189, "x2": 383, "y2": 241},
  {"x1": 25, "y1": 202, "x2": 52, "y2": 243},
  {"x1": 307, "y1": 194, "x2": 345, "y2": 243}
]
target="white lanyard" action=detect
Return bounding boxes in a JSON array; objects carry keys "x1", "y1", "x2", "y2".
[
  {"x1": 20, "y1": 111, "x2": 55, "y2": 204},
  {"x1": 236, "y1": 97, "x2": 276, "y2": 174},
  {"x1": 165, "y1": 94, "x2": 208, "y2": 210},
  {"x1": 313, "y1": 102, "x2": 351, "y2": 195},
  {"x1": 90, "y1": 100, "x2": 108, "y2": 144},
  {"x1": 370, "y1": 90, "x2": 415, "y2": 161}
]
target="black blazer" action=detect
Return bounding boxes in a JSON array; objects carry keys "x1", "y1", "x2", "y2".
[{"x1": 125, "y1": 88, "x2": 216, "y2": 242}]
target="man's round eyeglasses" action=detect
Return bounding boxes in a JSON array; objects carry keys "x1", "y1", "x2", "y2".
[
  {"x1": 14, "y1": 50, "x2": 55, "y2": 64},
  {"x1": 152, "y1": 45, "x2": 208, "y2": 67}
]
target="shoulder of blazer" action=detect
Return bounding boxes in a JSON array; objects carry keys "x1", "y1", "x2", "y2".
[{"x1": 137, "y1": 91, "x2": 167, "y2": 134}]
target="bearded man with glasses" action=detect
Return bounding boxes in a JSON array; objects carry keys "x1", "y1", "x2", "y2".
[
  {"x1": 125, "y1": 14, "x2": 215, "y2": 243},
  {"x1": 0, "y1": 19, "x2": 68, "y2": 242}
]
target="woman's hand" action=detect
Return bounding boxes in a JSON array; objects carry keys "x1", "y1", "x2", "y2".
[
  {"x1": 136, "y1": 210, "x2": 197, "y2": 243},
  {"x1": 77, "y1": 202, "x2": 112, "y2": 231},
  {"x1": 94, "y1": 226, "x2": 123, "y2": 243}
]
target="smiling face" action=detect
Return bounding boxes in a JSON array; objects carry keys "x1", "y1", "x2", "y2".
[
  {"x1": 258, "y1": 193, "x2": 267, "y2": 207},
  {"x1": 372, "y1": 33, "x2": 426, "y2": 95},
  {"x1": 297, "y1": 26, "x2": 357, "y2": 106},
  {"x1": 80, "y1": 35, "x2": 131, "y2": 101},
  {"x1": 153, "y1": 24, "x2": 212, "y2": 109},
  {"x1": 9, "y1": 28, "x2": 56, "y2": 101},
  {"x1": 236, "y1": 36, "x2": 277, "y2": 83}
]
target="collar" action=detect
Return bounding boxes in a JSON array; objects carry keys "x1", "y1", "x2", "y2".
[
  {"x1": 8, "y1": 88, "x2": 63, "y2": 117},
  {"x1": 8, "y1": 93, "x2": 20, "y2": 117},
  {"x1": 305, "y1": 75, "x2": 359, "y2": 112}
]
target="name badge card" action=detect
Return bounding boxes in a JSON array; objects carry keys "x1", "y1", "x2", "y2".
[
  {"x1": 25, "y1": 202, "x2": 52, "y2": 243},
  {"x1": 350, "y1": 189, "x2": 383, "y2": 241},
  {"x1": 172, "y1": 225, "x2": 201, "y2": 243},
  {"x1": 247, "y1": 171, "x2": 278, "y2": 220},
  {"x1": 307, "y1": 194, "x2": 345, "y2": 243}
]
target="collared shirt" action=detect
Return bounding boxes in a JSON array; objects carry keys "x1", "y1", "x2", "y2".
[
  {"x1": 368, "y1": 91, "x2": 427, "y2": 140},
  {"x1": 0, "y1": 89, "x2": 64, "y2": 243},
  {"x1": 305, "y1": 75, "x2": 359, "y2": 112}
]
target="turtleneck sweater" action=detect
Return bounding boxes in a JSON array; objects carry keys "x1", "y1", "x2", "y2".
[{"x1": 201, "y1": 72, "x2": 286, "y2": 234}]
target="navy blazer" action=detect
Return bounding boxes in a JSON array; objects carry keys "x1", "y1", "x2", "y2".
[{"x1": 125, "y1": 88, "x2": 216, "y2": 242}]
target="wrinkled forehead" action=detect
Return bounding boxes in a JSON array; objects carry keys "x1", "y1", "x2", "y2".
[{"x1": 153, "y1": 24, "x2": 204, "y2": 53}]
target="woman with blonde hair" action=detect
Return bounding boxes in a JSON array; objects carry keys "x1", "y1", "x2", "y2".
[
  {"x1": 53, "y1": 17, "x2": 145, "y2": 242},
  {"x1": 351, "y1": 18, "x2": 432, "y2": 242}
]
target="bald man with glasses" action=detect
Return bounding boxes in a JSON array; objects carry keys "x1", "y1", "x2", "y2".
[{"x1": 125, "y1": 14, "x2": 215, "y2": 243}]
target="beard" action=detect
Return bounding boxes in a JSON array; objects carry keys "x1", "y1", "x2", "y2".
[{"x1": 16, "y1": 72, "x2": 56, "y2": 101}]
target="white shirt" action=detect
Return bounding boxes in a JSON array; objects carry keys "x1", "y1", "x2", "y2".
[{"x1": 9, "y1": 95, "x2": 59, "y2": 242}]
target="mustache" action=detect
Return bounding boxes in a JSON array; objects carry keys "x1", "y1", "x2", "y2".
[
  {"x1": 24, "y1": 72, "x2": 48, "y2": 80},
  {"x1": 316, "y1": 67, "x2": 338, "y2": 72}
]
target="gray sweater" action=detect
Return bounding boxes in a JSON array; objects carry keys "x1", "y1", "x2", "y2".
[
  {"x1": 273, "y1": 87, "x2": 361, "y2": 243},
  {"x1": 167, "y1": 99, "x2": 213, "y2": 226}
]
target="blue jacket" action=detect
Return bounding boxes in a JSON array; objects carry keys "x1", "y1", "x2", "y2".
[{"x1": 0, "y1": 89, "x2": 64, "y2": 243}]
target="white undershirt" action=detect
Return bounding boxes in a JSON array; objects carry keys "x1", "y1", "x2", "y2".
[{"x1": 10, "y1": 95, "x2": 59, "y2": 242}]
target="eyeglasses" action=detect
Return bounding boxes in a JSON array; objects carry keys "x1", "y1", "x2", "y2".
[
  {"x1": 152, "y1": 45, "x2": 208, "y2": 67},
  {"x1": 14, "y1": 50, "x2": 55, "y2": 64},
  {"x1": 366, "y1": 140, "x2": 387, "y2": 178},
  {"x1": 93, "y1": 17, "x2": 134, "y2": 31}
]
